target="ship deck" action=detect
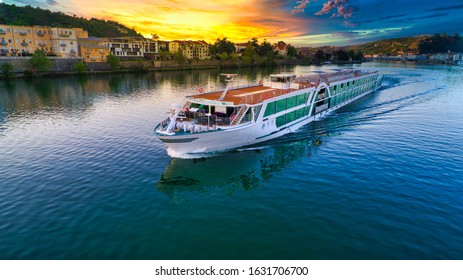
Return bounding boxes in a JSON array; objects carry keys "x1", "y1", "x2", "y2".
[
  {"x1": 187, "y1": 70, "x2": 375, "y2": 106},
  {"x1": 188, "y1": 85, "x2": 308, "y2": 106}
]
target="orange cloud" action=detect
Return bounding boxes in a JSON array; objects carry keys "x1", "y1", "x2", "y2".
[{"x1": 66, "y1": 0, "x2": 311, "y2": 43}]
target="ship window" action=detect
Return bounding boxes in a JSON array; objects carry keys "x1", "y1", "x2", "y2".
[
  {"x1": 297, "y1": 94, "x2": 305, "y2": 105},
  {"x1": 254, "y1": 105, "x2": 262, "y2": 121},
  {"x1": 287, "y1": 96, "x2": 296, "y2": 108},
  {"x1": 333, "y1": 85, "x2": 337, "y2": 90},
  {"x1": 263, "y1": 101, "x2": 275, "y2": 117},
  {"x1": 276, "y1": 115, "x2": 285, "y2": 127},
  {"x1": 305, "y1": 92, "x2": 311, "y2": 103},
  {"x1": 303, "y1": 106, "x2": 309, "y2": 116},
  {"x1": 275, "y1": 99, "x2": 286, "y2": 113},
  {"x1": 296, "y1": 108, "x2": 304, "y2": 119},
  {"x1": 286, "y1": 111, "x2": 295, "y2": 123}
]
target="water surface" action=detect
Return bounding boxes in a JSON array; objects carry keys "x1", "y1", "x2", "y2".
[{"x1": 0, "y1": 63, "x2": 462, "y2": 259}]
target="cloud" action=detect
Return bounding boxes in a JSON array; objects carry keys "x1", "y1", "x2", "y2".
[
  {"x1": 290, "y1": 0, "x2": 315, "y2": 14},
  {"x1": 426, "y1": 4, "x2": 463, "y2": 12},
  {"x1": 47, "y1": 0, "x2": 58, "y2": 5},
  {"x1": 292, "y1": 0, "x2": 355, "y2": 20}
]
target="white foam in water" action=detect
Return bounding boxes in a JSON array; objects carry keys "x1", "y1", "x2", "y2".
[{"x1": 167, "y1": 148, "x2": 216, "y2": 159}]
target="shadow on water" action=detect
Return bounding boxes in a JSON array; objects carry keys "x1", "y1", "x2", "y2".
[{"x1": 156, "y1": 129, "x2": 331, "y2": 200}]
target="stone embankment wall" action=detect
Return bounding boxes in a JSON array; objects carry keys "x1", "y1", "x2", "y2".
[{"x1": 0, "y1": 57, "x2": 82, "y2": 72}]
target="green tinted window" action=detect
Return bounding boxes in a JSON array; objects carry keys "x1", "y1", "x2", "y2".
[
  {"x1": 286, "y1": 111, "x2": 295, "y2": 123},
  {"x1": 287, "y1": 96, "x2": 296, "y2": 108},
  {"x1": 297, "y1": 94, "x2": 305, "y2": 105},
  {"x1": 296, "y1": 108, "x2": 304, "y2": 119},
  {"x1": 264, "y1": 102, "x2": 275, "y2": 117},
  {"x1": 276, "y1": 115, "x2": 285, "y2": 127},
  {"x1": 275, "y1": 99, "x2": 287, "y2": 113}
]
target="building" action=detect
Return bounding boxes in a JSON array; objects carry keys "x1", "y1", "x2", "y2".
[
  {"x1": 169, "y1": 40, "x2": 210, "y2": 60},
  {"x1": 234, "y1": 43, "x2": 248, "y2": 54},
  {"x1": 192, "y1": 40, "x2": 210, "y2": 59},
  {"x1": 0, "y1": 24, "x2": 14, "y2": 56},
  {"x1": 50, "y1": 27, "x2": 79, "y2": 58},
  {"x1": 103, "y1": 37, "x2": 158, "y2": 59},
  {"x1": 273, "y1": 41, "x2": 288, "y2": 56},
  {"x1": 79, "y1": 37, "x2": 110, "y2": 63},
  {"x1": 32, "y1": 26, "x2": 53, "y2": 54}
]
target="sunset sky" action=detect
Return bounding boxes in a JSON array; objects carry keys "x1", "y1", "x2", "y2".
[{"x1": 4, "y1": 0, "x2": 463, "y2": 46}]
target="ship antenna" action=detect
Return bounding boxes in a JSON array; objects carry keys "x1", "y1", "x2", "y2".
[{"x1": 217, "y1": 73, "x2": 237, "y2": 101}]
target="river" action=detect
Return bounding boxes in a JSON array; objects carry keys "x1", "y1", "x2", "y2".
[{"x1": 0, "y1": 63, "x2": 462, "y2": 259}]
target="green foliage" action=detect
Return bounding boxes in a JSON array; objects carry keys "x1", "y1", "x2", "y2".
[
  {"x1": 107, "y1": 54, "x2": 120, "y2": 70},
  {"x1": 210, "y1": 38, "x2": 236, "y2": 57},
  {"x1": 173, "y1": 50, "x2": 186, "y2": 65},
  {"x1": 218, "y1": 52, "x2": 229, "y2": 60},
  {"x1": 315, "y1": 50, "x2": 325, "y2": 63},
  {"x1": 418, "y1": 33, "x2": 463, "y2": 53},
  {"x1": 334, "y1": 49, "x2": 349, "y2": 61},
  {"x1": 229, "y1": 53, "x2": 239, "y2": 62},
  {"x1": 0, "y1": 3, "x2": 142, "y2": 37},
  {"x1": 158, "y1": 49, "x2": 172, "y2": 60},
  {"x1": 287, "y1": 45, "x2": 298, "y2": 58},
  {"x1": 1, "y1": 62, "x2": 14, "y2": 79},
  {"x1": 30, "y1": 49, "x2": 51, "y2": 72},
  {"x1": 241, "y1": 45, "x2": 257, "y2": 64},
  {"x1": 75, "y1": 61, "x2": 87, "y2": 73}
]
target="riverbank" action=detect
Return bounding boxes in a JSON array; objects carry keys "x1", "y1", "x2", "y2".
[{"x1": 0, "y1": 57, "x2": 315, "y2": 80}]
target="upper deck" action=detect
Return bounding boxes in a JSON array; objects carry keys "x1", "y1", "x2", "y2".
[{"x1": 187, "y1": 70, "x2": 376, "y2": 106}]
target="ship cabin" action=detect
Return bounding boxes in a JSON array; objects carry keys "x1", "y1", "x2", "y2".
[{"x1": 156, "y1": 70, "x2": 380, "y2": 135}]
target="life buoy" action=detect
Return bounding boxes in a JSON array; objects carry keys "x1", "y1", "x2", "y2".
[
  {"x1": 198, "y1": 87, "x2": 204, "y2": 93},
  {"x1": 258, "y1": 80, "x2": 263, "y2": 85},
  {"x1": 264, "y1": 92, "x2": 269, "y2": 100}
]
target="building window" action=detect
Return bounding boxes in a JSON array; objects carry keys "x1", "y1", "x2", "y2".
[
  {"x1": 14, "y1": 29, "x2": 18, "y2": 33},
  {"x1": 7, "y1": 28, "x2": 10, "y2": 32}
]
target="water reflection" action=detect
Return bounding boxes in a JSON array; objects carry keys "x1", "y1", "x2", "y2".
[{"x1": 156, "y1": 136, "x2": 327, "y2": 199}]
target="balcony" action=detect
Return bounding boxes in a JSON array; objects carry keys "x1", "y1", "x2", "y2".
[
  {"x1": 1, "y1": 49, "x2": 8, "y2": 54},
  {"x1": 59, "y1": 33, "x2": 70, "y2": 37},
  {"x1": 60, "y1": 43, "x2": 67, "y2": 47},
  {"x1": 21, "y1": 42, "x2": 28, "y2": 47},
  {"x1": 0, "y1": 41, "x2": 7, "y2": 46},
  {"x1": 0, "y1": 30, "x2": 6, "y2": 34},
  {"x1": 39, "y1": 42, "x2": 46, "y2": 47},
  {"x1": 37, "y1": 32, "x2": 45, "y2": 37},
  {"x1": 19, "y1": 31, "x2": 27, "y2": 35}
]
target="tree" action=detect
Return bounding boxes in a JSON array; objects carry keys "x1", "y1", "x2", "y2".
[
  {"x1": 218, "y1": 52, "x2": 229, "y2": 60},
  {"x1": 287, "y1": 45, "x2": 298, "y2": 58},
  {"x1": 315, "y1": 50, "x2": 325, "y2": 63},
  {"x1": 1, "y1": 62, "x2": 14, "y2": 79},
  {"x1": 334, "y1": 49, "x2": 349, "y2": 61},
  {"x1": 173, "y1": 50, "x2": 186, "y2": 65},
  {"x1": 211, "y1": 38, "x2": 235, "y2": 57},
  {"x1": 75, "y1": 61, "x2": 87, "y2": 73},
  {"x1": 241, "y1": 45, "x2": 257, "y2": 64},
  {"x1": 29, "y1": 49, "x2": 51, "y2": 72},
  {"x1": 347, "y1": 50, "x2": 355, "y2": 61},
  {"x1": 107, "y1": 54, "x2": 120, "y2": 70}
]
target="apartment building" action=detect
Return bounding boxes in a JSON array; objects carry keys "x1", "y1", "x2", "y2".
[
  {"x1": 0, "y1": 25, "x2": 14, "y2": 56},
  {"x1": 169, "y1": 40, "x2": 210, "y2": 60},
  {"x1": 50, "y1": 27, "x2": 79, "y2": 58},
  {"x1": 103, "y1": 37, "x2": 158, "y2": 59},
  {"x1": 79, "y1": 37, "x2": 110, "y2": 63},
  {"x1": 32, "y1": 26, "x2": 53, "y2": 54}
]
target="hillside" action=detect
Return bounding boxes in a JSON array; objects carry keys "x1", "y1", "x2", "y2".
[
  {"x1": 352, "y1": 36, "x2": 425, "y2": 55},
  {"x1": 0, "y1": 3, "x2": 143, "y2": 38}
]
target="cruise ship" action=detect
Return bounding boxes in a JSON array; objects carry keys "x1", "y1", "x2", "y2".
[{"x1": 155, "y1": 69, "x2": 382, "y2": 157}]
